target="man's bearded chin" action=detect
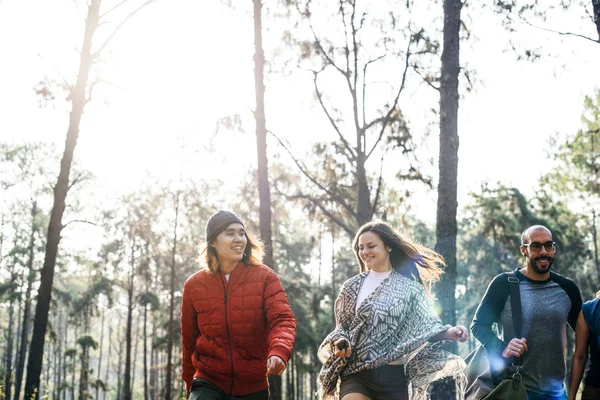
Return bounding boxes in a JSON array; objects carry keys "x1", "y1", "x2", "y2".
[{"x1": 529, "y1": 256, "x2": 553, "y2": 274}]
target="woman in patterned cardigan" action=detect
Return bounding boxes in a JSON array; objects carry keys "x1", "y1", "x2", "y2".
[{"x1": 318, "y1": 221, "x2": 468, "y2": 400}]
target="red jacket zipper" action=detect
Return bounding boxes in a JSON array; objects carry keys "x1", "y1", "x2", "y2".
[{"x1": 221, "y1": 275, "x2": 235, "y2": 394}]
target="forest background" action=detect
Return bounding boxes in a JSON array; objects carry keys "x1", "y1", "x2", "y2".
[{"x1": 1, "y1": 0, "x2": 600, "y2": 399}]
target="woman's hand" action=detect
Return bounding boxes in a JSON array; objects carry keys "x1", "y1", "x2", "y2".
[
  {"x1": 333, "y1": 338, "x2": 352, "y2": 358},
  {"x1": 266, "y1": 355, "x2": 286, "y2": 376},
  {"x1": 445, "y1": 325, "x2": 469, "y2": 342}
]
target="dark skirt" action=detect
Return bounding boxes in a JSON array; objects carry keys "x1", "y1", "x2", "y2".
[{"x1": 339, "y1": 365, "x2": 409, "y2": 400}]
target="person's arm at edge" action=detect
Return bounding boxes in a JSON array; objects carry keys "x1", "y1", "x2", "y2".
[
  {"x1": 470, "y1": 274, "x2": 511, "y2": 366},
  {"x1": 181, "y1": 277, "x2": 200, "y2": 395},
  {"x1": 565, "y1": 279, "x2": 583, "y2": 331},
  {"x1": 568, "y1": 311, "x2": 589, "y2": 400},
  {"x1": 264, "y1": 267, "x2": 297, "y2": 366}
]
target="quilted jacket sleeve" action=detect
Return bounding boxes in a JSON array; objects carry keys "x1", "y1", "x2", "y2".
[
  {"x1": 264, "y1": 267, "x2": 297, "y2": 364},
  {"x1": 180, "y1": 277, "x2": 200, "y2": 392}
]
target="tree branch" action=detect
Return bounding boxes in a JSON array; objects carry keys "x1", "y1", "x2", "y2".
[
  {"x1": 371, "y1": 154, "x2": 386, "y2": 216},
  {"x1": 302, "y1": 3, "x2": 347, "y2": 77},
  {"x1": 67, "y1": 171, "x2": 87, "y2": 192},
  {"x1": 86, "y1": 78, "x2": 121, "y2": 104},
  {"x1": 412, "y1": 65, "x2": 440, "y2": 91},
  {"x1": 349, "y1": 0, "x2": 361, "y2": 140},
  {"x1": 366, "y1": 38, "x2": 412, "y2": 160},
  {"x1": 62, "y1": 220, "x2": 98, "y2": 229},
  {"x1": 274, "y1": 184, "x2": 354, "y2": 237},
  {"x1": 93, "y1": 0, "x2": 159, "y2": 60},
  {"x1": 313, "y1": 71, "x2": 356, "y2": 161},
  {"x1": 362, "y1": 54, "x2": 386, "y2": 128},
  {"x1": 269, "y1": 131, "x2": 358, "y2": 219},
  {"x1": 339, "y1": 0, "x2": 351, "y2": 75},
  {"x1": 517, "y1": 13, "x2": 599, "y2": 44},
  {"x1": 99, "y1": 0, "x2": 131, "y2": 19}
]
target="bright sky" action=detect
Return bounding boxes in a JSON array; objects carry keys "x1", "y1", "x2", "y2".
[{"x1": 1, "y1": 0, "x2": 600, "y2": 228}]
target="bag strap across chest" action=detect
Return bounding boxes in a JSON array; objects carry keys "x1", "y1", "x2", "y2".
[{"x1": 507, "y1": 271, "x2": 523, "y2": 368}]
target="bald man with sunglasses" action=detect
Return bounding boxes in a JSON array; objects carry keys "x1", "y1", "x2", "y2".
[{"x1": 471, "y1": 225, "x2": 582, "y2": 400}]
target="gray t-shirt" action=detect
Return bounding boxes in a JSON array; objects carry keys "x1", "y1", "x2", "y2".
[{"x1": 471, "y1": 269, "x2": 582, "y2": 396}]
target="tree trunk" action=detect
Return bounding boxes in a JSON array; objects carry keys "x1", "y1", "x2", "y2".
[
  {"x1": 143, "y1": 303, "x2": 149, "y2": 400},
  {"x1": 593, "y1": 0, "x2": 600, "y2": 40},
  {"x1": 104, "y1": 321, "x2": 113, "y2": 400},
  {"x1": 124, "y1": 246, "x2": 136, "y2": 400},
  {"x1": 95, "y1": 308, "x2": 105, "y2": 400},
  {"x1": 132, "y1": 311, "x2": 141, "y2": 393},
  {"x1": 356, "y1": 154, "x2": 371, "y2": 226},
  {"x1": 117, "y1": 315, "x2": 123, "y2": 400},
  {"x1": 150, "y1": 321, "x2": 157, "y2": 400},
  {"x1": 15, "y1": 201, "x2": 38, "y2": 400},
  {"x1": 72, "y1": 324, "x2": 79, "y2": 400},
  {"x1": 24, "y1": 1, "x2": 99, "y2": 398},
  {"x1": 5, "y1": 296, "x2": 15, "y2": 400},
  {"x1": 55, "y1": 306, "x2": 63, "y2": 400},
  {"x1": 166, "y1": 192, "x2": 180, "y2": 400},
  {"x1": 79, "y1": 343, "x2": 89, "y2": 400},
  {"x1": 592, "y1": 209, "x2": 600, "y2": 282},
  {"x1": 253, "y1": 0, "x2": 274, "y2": 272},
  {"x1": 310, "y1": 348, "x2": 317, "y2": 400},
  {"x1": 432, "y1": 0, "x2": 462, "y2": 398},
  {"x1": 252, "y1": 0, "x2": 281, "y2": 397},
  {"x1": 62, "y1": 318, "x2": 68, "y2": 400}
]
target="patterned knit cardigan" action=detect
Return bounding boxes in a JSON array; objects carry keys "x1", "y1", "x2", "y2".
[{"x1": 318, "y1": 270, "x2": 466, "y2": 400}]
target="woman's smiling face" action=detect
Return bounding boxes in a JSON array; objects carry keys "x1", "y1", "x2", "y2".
[
  {"x1": 357, "y1": 231, "x2": 392, "y2": 272},
  {"x1": 210, "y1": 223, "x2": 247, "y2": 263}
]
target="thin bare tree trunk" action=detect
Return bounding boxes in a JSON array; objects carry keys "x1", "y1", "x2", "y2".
[
  {"x1": 15, "y1": 201, "x2": 38, "y2": 400},
  {"x1": 149, "y1": 321, "x2": 157, "y2": 400},
  {"x1": 96, "y1": 308, "x2": 105, "y2": 400},
  {"x1": 117, "y1": 315, "x2": 123, "y2": 400},
  {"x1": 54, "y1": 307, "x2": 62, "y2": 400},
  {"x1": 166, "y1": 191, "x2": 180, "y2": 400},
  {"x1": 132, "y1": 311, "x2": 141, "y2": 394},
  {"x1": 5, "y1": 296, "x2": 15, "y2": 400},
  {"x1": 124, "y1": 244, "x2": 136, "y2": 400},
  {"x1": 143, "y1": 303, "x2": 149, "y2": 400},
  {"x1": 104, "y1": 321, "x2": 113, "y2": 400},
  {"x1": 24, "y1": 1, "x2": 99, "y2": 397}
]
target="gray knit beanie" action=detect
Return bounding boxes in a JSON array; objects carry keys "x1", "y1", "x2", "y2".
[{"x1": 205, "y1": 210, "x2": 244, "y2": 242}]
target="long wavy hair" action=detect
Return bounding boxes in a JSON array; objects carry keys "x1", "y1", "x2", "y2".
[
  {"x1": 199, "y1": 228, "x2": 264, "y2": 274},
  {"x1": 352, "y1": 220, "x2": 445, "y2": 297}
]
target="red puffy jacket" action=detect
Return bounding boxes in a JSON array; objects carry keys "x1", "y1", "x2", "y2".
[{"x1": 180, "y1": 263, "x2": 296, "y2": 395}]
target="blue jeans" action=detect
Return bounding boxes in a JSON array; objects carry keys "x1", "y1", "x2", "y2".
[
  {"x1": 189, "y1": 379, "x2": 269, "y2": 400},
  {"x1": 526, "y1": 390, "x2": 567, "y2": 400}
]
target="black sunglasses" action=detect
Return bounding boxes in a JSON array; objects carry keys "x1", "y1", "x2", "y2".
[{"x1": 522, "y1": 241, "x2": 555, "y2": 252}]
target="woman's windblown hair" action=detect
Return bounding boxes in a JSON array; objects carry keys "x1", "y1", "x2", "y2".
[{"x1": 352, "y1": 220, "x2": 445, "y2": 297}]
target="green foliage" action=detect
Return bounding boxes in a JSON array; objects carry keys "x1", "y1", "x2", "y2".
[
  {"x1": 0, "y1": 281, "x2": 19, "y2": 300},
  {"x1": 64, "y1": 348, "x2": 77, "y2": 358},
  {"x1": 76, "y1": 334, "x2": 99, "y2": 350},
  {"x1": 138, "y1": 291, "x2": 160, "y2": 310}
]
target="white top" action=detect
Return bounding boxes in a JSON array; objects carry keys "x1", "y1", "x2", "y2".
[
  {"x1": 355, "y1": 269, "x2": 392, "y2": 313},
  {"x1": 225, "y1": 274, "x2": 230, "y2": 283}
]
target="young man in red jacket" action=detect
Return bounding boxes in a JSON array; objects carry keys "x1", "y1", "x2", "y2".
[{"x1": 181, "y1": 210, "x2": 297, "y2": 399}]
